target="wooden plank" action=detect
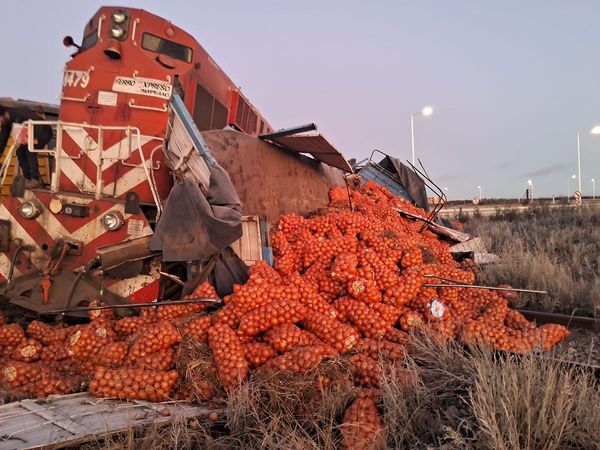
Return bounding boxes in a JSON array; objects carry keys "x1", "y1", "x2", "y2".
[
  {"x1": 230, "y1": 216, "x2": 263, "y2": 266},
  {"x1": 20, "y1": 399, "x2": 87, "y2": 435},
  {"x1": 450, "y1": 236, "x2": 487, "y2": 253},
  {"x1": 0, "y1": 394, "x2": 220, "y2": 450}
]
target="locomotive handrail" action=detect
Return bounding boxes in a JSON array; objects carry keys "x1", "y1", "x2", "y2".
[
  {"x1": 97, "y1": 15, "x2": 105, "y2": 42},
  {"x1": 128, "y1": 99, "x2": 168, "y2": 112},
  {"x1": 131, "y1": 18, "x2": 141, "y2": 46},
  {"x1": 0, "y1": 140, "x2": 18, "y2": 192},
  {"x1": 60, "y1": 93, "x2": 91, "y2": 103},
  {"x1": 23, "y1": 120, "x2": 164, "y2": 209},
  {"x1": 134, "y1": 134, "x2": 163, "y2": 217}
]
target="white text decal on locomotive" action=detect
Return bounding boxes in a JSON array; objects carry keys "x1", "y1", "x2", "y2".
[
  {"x1": 63, "y1": 70, "x2": 90, "y2": 88},
  {"x1": 112, "y1": 76, "x2": 172, "y2": 99}
]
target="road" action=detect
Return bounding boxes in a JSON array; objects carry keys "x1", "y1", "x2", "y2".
[{"x1": 437, "y1": 199, "x2": 600, "y2": 218}]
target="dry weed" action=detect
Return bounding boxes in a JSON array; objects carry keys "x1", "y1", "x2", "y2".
[
  {"x1": 380, "y1": 332, "x2": 600, "y2": 450},
  {"x1": 175, "y1": 338, "x2": 223, "y2": 402},
  {"x1": 464, "y1": 206, "x2": 600, "y2": 316},
  {"x1": 76, "y1": 334, "x2": 599, "y2": 450},
  {"x1": 223, "y1": 357, "x2": 354, "y2": 449},
  {"x1": 462, "y1": 352, "x2": 600, "y2": 450}
]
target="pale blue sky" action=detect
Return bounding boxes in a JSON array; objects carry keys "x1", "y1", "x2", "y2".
[{"x1": 2, "y1": 1, "x2": 599, "y2": 199}]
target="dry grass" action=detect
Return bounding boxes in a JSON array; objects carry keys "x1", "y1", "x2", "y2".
[
  {"x1": 381, "y1": 332, "x2": 476, "y2": 448},
  {"x1": 381, "y1": 333, "x2": 600, "y2": 450},
  {"x1": 175, "y1": 338, "x2": 223, "y2": 402},
  {"x1": 462, "y1": 352, "x2": 600, "y2": 450},
  {"x1": 79, "y1": 331, "x2": 600, "y2": 450},
  {"x1": 222, "y1": 358, "x2": 354, "y2": 449},
  {"x1": 463, "y1": 205, "x2": 600, "y2": 316}
]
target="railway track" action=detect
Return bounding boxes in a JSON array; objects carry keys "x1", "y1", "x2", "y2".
[
  {"x1": 518, "y1": 309, "x2": 600, "y2": 332},
  {"x1": 514, "y1": 310, "x2": 600, "y2": 373}
]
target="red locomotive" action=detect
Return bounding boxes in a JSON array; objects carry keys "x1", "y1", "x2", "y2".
[{"x1": 0, "y1": 7, "x2": 285, "y2": 313}]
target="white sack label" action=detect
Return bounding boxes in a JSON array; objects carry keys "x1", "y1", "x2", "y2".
[{"x1": 112, "y1": 76, "x2": 172, "y2": 99}]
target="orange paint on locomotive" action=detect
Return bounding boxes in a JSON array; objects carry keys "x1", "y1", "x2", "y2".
[{"x1": 0, "y1": 7, "x2": 272, "y2": 307}]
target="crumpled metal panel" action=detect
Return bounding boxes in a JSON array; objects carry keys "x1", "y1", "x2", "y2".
[{"x1": 267, "y1": 134, "x2": 353, "y2": 173}]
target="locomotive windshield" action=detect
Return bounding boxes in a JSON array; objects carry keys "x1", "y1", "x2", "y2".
[
  {"x1": 141, "y1": 33, "x2": 192, "y2": 63},
  {"x1": 81, "y1": 31, "x2": 98, "y2": 51}
]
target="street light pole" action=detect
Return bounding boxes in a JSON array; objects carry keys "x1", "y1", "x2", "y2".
[
  {"x1": 577, "y1": 132, "x2": 582, "y2": 196},
  {"x1": 592, "y1": 127, "x2": 600, "y2": 201},
  {"x1": 410, "y1": 106, "x2": 433, "y2": 166},
  {"x1": 477, "y1": 185, "x2": 482, "y2": 199}
]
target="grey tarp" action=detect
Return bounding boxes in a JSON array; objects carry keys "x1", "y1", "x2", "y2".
[
  {"x1": 378, "y1": 156, "x2": 430, "y2": 211},
  {"x1": 149, "y1": 164, "x2": 243, "y2": 261}
]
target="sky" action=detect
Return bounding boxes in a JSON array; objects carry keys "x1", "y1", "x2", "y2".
[{"x1": 2, "y1": 0, "x2": 600, "y2": 200}]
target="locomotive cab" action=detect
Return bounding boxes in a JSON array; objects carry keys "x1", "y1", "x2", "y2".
[{"x1": 0, "y1": 6, "x2": 273, "y2": 315}]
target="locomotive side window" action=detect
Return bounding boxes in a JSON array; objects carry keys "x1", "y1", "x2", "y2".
[
  {"x1": 141, "y1": 33, "x2": 192, "y2": 63},
  {"x1": 193, "y1": 84, "x2": 228, "y2": 131},
  {"x1": 81, "y1": 32, "x2": 98, "y2": 51}
]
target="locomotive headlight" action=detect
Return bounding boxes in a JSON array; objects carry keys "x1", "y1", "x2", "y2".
[
  {"x1": 110, "y1": 25, "x2": 125, "y2": 39},
  {"x1": 112, "y1": 10, "x2": 127, "y2": 23},
  {"x1": 101, "y1": 210, "x2": 125, "y2": 231},
  {"x1": 19, "y1": 200, "x2": 42, "y2": 219}
]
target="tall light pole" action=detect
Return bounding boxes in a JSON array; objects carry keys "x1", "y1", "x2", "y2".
[
  {"x1": 527, "y1": 179, "x2": 533, "y2": 202},
  {"x1": 410, "y1": 106, "x2": 433, "y2": 166},
  {"x1": 577, "y1": 133, "x2": 582, "y2": 196},
  {"x1": 477, "y1": 185, "x2": 483, "y2": 199},
  {"x1": 592, "y1": 127, "x2": 600, "y2": 201}
]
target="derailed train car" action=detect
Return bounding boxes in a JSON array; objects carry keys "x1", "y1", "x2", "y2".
[{"x1": 0, "y1": 6, "x2": 355, "y2": 315}]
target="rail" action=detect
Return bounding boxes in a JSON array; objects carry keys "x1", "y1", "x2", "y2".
[
  {"x1": 517, "y1": 309, "x2": 600, "y2": 333},
  {"x1": 16, "y1": 120, "x2": 164, "y2": 211}
]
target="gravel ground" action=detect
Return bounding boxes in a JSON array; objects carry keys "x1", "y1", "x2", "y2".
[{"x1": 545, "y1": 329, "x2": 600, "y2": 368}]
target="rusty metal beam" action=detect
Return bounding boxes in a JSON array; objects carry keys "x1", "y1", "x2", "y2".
[{"x1": 258, "y1": 123, "x2": 316, "y2": 140}]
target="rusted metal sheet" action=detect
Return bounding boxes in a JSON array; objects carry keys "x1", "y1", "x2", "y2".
[
  {"x1": 202, "y1": 129, "x2": 346, "y2": 223},
  {"x1": 264, "y1": 133, "x2": 353, "y2": 173},
  {"x1": 96, "y1": 235, "x2": 156, "y2": 269}
]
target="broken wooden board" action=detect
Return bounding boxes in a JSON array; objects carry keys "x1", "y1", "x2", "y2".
[
  {"x1": 393, "y1": 208, "x2": 473, "y2": 242},
  {"x1": 0, "y1": 393, "x2": 218, "y2": 449},
  {"x1": 449, "y1": 236, "x2": 487, "y2": 253},
  {"x1": 473, "y1": 252, "x2": 500, "y2": 265},
  {"x1": 449, "y1": 237, "x2": 500, "y2": 265}
]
